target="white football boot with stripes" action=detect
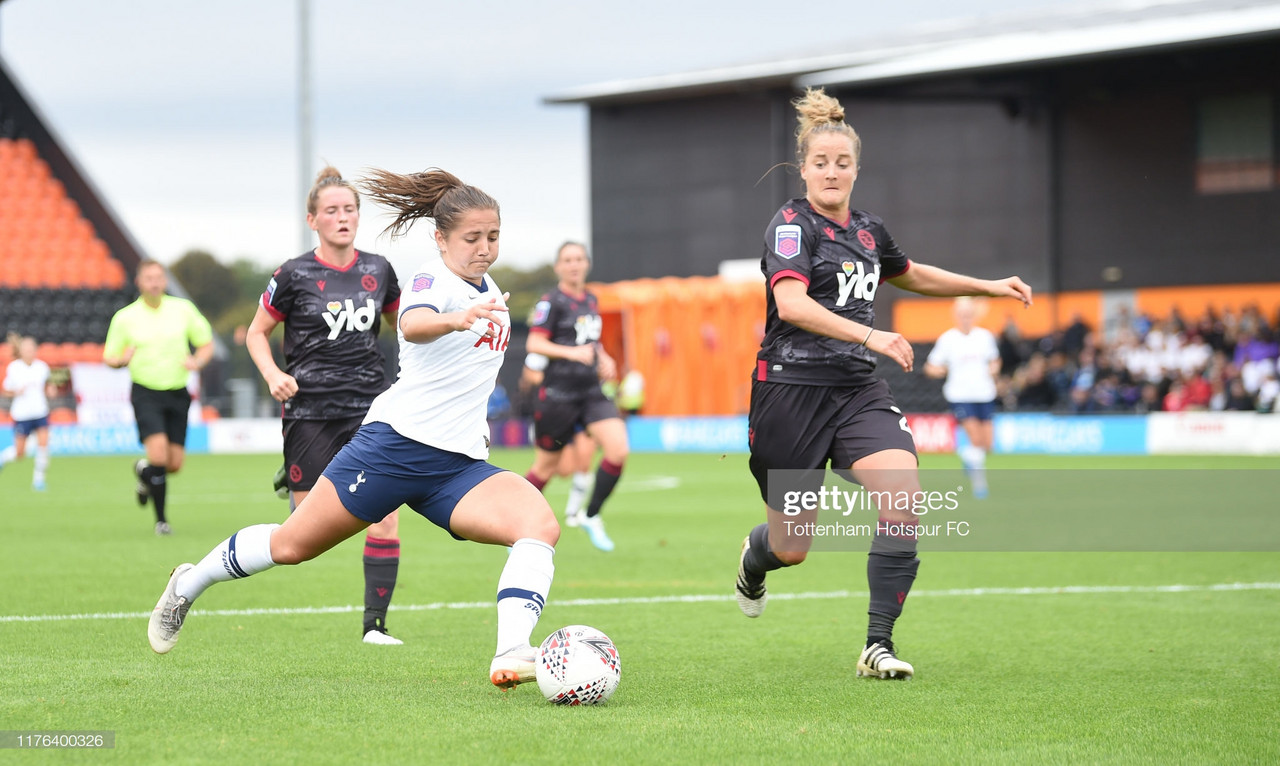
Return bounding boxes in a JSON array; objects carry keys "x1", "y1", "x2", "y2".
[
  {"x1": 857, "y1": 640, "x2": 914, "y2": 679},
  {"x1": 148, "y1": 563, "x2": 194, "y2": 654}
]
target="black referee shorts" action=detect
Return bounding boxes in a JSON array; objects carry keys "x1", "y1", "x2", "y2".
[
  {"x1": 747, "y1": 378, "x2": 917, "y2": 507},
  {"x1": 131, "y1": 383, "x2": 192, "y2": 447},
  {"x1": 282, "y1": 415, "x2": 364, "y2": 492},
  {"x1": 532, "y1": 385, "x2": 619, "y2": 452}
]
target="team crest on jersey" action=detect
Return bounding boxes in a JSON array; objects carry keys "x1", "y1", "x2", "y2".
[
  {"x1": 774, "y1": 224, "x2": 802, "y2": 259},
  {"x1": 531, "y1": 300, "x2": 551, "y2": 326},
  {"x1": 857, "y1": 230, "x2": 876, "y2": 250},
  {"x1": 412, "y1": 273, "x2": 434, "y2": 292},
  {"x1": 361, "y1": 275, "x2": 378, "y2": 291}
]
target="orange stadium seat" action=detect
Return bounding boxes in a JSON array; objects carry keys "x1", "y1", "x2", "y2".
[
  {"x1": 77, "y1": 342, "x2": 105, "y2": 363},
  {"x1": 86, "y1": 238, "x2": 109, "y2": 262},
  {"x1": 37, "y1": 343, "x2": 65, "y2": 366},
  {"x1": 18, "y1": 261, "x2": 45, "y2": 289},
  {"x1": 0, "y1": 262, "x2": 23, "y2": 288},
  {"x1": 103, "y1": 260, "x2": 125, "y2": 289},
  {"x1": 58, "y1": 342, "x2": 83, "y2": 365},
  {"x1": 14, "y1": 138, "x2": 37, "y2": 162},
  {"x1": 31, "y1": 160, "x2": 52, "y2": 181},
  {"x1": 68, "y1": 218, "x2": 93, "y2": 240},
  {"x1": 49, "y1": 407, "x2": 77, "y2": 425},
  {"x1": 53, "y1": 197, "x2": 79, "y2": 222},
  {"x1": 84, "y1": 261, "x2": 113, "y2": 289}
]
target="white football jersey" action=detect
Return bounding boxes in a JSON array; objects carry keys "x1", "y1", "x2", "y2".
[
  {"x1": 4, "y1": 358, "x2": 51, "y2": 421},
  {"x1": 927, "y1": 327, "x2": 999, "y2": 403},
  {"x1": 363, "y1": 257, "x2": 510, "y2": 459}
]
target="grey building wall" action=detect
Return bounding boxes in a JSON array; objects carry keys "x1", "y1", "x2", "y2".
[
  {"x1": 587, "y1": 91, "x2": 791, "y2": 283},
  {"x1": 826, "y1": 95, "x2": 1053, "y2": 293},
  {"x1": 1056, "y1": 42, "x2": 1280, "y2": 290},
  {"x1": 582, "y1": 37, "x2": 1280, "y2": 299}
]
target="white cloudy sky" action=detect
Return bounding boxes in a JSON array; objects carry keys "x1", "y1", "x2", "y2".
[{"x1": 2, "y1": 0, "x2": 1073, "y2": 277}]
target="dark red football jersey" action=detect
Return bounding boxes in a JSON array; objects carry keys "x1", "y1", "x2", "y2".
[
  {"x1": 757, "y1": 197, "x2": 911, "y2": 386},
  {"x1": 260, "y1": 250, "x2": 401, "y2": 419},
  {"x1": 528, "y1": 286, "x2": 602, "y2": 392}
]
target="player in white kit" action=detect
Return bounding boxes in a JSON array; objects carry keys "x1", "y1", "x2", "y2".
[
  {"x1": 924, "y1": 297, "x2": 1001, "y2": 498},
  {"x1": 146, "y1": 168, "x2": 560, "y2": 690},
  {"x1": 1, "y1": 335, "x2": 54, "y2": 490}
]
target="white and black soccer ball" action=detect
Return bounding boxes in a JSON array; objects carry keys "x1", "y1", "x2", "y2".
[{"x1": 536, "y1": 625, "x2": 621, "y2": 705}]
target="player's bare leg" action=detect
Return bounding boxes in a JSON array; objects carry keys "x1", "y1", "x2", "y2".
[
  {"x1": 580, "y1": 417, "x2": 628, "y2": 551},
  {"x1": 149, "y1": 478, "x2": 370, "y2": 653},
  {"x1": 958, "y1": 417, "x2": 991, "y2": 498}
]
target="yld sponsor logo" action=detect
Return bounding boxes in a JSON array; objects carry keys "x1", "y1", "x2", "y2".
[
  {"x1": 323, "y1": 299, "x2": 377, "y2": 339},
  {"x1": 836, "y1": 261, "x2": 879, "y2": 306}
]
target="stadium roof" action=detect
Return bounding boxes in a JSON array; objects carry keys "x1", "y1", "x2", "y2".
[{"x1": 545, "y1": 0, "x2": 1280, "y2": 104}]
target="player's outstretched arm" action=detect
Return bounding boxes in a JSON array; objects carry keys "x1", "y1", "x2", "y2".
[
  {"x1": 889, "y1": 263, "x2": 1033, "y2": 307},
  {"x1": 402, "y1": 295, "x2": 509, "y2": 344}
]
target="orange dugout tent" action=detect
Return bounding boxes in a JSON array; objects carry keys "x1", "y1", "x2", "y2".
[{"x1": 590, "y1": 277, "x2": 765, "y2": 417}]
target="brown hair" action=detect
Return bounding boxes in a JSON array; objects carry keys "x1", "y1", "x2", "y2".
[
  {"x1": 135, "y1": 258, "x2": 165, "y2": 277},
  {"x1": 555, "y1": 240, "x2": 590, "y2": 263},
  {"x1": 794, "y1": 88, "x2": 861, "y2": 165},
  {"x1": 306, "y1": 165, "x2": 360, "y2": 215},
  {"x1": 358, "y1": 168, "x2": 499, "y2": 239}
]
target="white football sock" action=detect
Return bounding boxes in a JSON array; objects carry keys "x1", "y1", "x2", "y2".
[
  {"x1": 494, "y1": 538, "x2": 555, "y2": 654},
  {"x1": 33, "y1": 447, "x2": 49, "y2": 482},
  {"x1": 176, "y1": 523, "x2": 280, "y2": 603},
  {"x1": 0, "y1": 445, "x2": 15, "y2": 465},
  {"x1": 565, "y1": 471, "x2": 592, "y2": 517},
  {"x1": 961, "y1": 445, "x2": 986, "y2": 470}
]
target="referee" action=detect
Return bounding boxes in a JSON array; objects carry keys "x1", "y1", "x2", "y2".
[{"x1": 103, "y1": 259, "x2": 214, "y2": 535}]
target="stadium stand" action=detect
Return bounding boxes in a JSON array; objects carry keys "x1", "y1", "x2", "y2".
[
  {"x1": 0, "y1": 137, "x2": 134, "y2": 365},
  {"x1": 1, "y1": 54, "x2": 143, "y2": 372}
]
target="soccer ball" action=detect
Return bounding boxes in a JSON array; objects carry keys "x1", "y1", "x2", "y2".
[{"x1": 535, "y1": 625, "x2": 621, "y2": 705}]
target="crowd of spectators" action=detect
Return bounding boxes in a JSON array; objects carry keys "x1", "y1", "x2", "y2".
[{"x1": 997, "y1": 304, "x2": 1280, "y2": 414}]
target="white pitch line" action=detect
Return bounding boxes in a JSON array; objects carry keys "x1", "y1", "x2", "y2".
[{"x1": 2, "y1": 582, "x2": 1277, "y2": 625}]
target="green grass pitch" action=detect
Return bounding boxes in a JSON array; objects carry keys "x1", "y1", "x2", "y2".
[{"x1": 1, "y1": 450, "x2": 1277, "y2": 764}]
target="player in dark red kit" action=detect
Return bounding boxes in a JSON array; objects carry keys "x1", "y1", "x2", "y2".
[
  {"x1": 523, "y1": 242, "x2": 629, "y2": 552},
  {"x1": 245, "y1": 166, "x2": 405, "y2": 645},
  {"x1": 734, "y1": 89, "x2": 1032, "y2": 678}
]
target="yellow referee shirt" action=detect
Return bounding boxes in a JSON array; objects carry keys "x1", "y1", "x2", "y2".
[{"x1": 103, "y1": 296, "x2": 213, "y2": 390}]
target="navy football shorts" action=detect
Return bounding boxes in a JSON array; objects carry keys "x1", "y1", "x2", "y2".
[
  {"x1": 322, "y1": 421, "x2": 505, "y2": 538},
  {"x1": 948, "y1": 400, "x2": 996, "y2": 422},
  {"x1": 13, "y1": 415, "x2": 50, "y2": 437}
]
